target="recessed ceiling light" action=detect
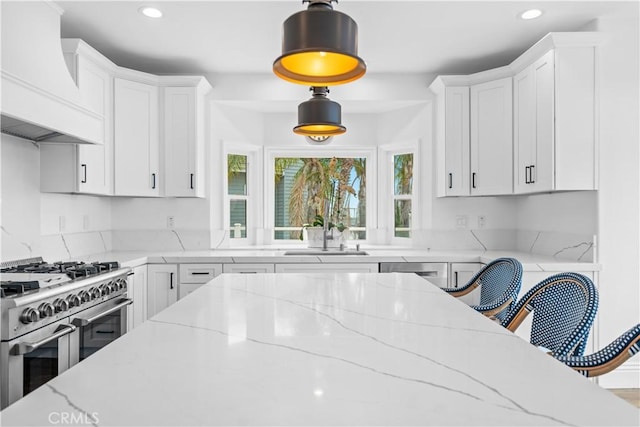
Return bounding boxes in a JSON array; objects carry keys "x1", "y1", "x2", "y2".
[
  {"x1": 520, "y1": 9, "x2": 543, "y2": 20},
  {"x1": 139, "y1": 6, "x2": 163, "y2": 18}
]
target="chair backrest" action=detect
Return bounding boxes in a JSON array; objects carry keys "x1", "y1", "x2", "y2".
[
  {"x1": 472, "y1": 257, "x2": 522, "y2": 320},
  {"x1": 501, "y1": 272, "x2": 598, "y2": 357}
]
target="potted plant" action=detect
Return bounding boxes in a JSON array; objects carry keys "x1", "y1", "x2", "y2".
[{"x1": 301, "y1": 214, "x2": 349, "y2": 248}]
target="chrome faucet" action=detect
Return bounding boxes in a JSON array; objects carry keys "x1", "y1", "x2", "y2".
[{"x1": 322, "y1": 200, "x2": 333, "y2": 251}]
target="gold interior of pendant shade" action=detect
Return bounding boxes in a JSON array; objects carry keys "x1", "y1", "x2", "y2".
[
  {"x1": 275, "y1": 52, "x2": 365, "y2": 86},
  {"x1": 293, "y1": 123, "x2": 346, "y2": 136}
]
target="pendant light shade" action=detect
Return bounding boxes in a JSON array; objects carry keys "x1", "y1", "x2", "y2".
[
  {"x1": 274, "y1": 1, "x2": 366, "y2": 86},
  {"x1": 294, "y1": 87, "x2": 346, "y2": 137}
]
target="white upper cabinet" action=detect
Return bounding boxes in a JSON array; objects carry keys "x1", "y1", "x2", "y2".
[
  {"x1": 162, "y1": 80, "x2": 211, "y2": 198},
  {"x1": 431, "y1": 32, "x2": 602, "y2": 198},
  {"x1": 470, "y1": 77, "x2": 513, "y2": 195},
  {"x1": 114, "y1": 78, "x2": 160, "y2": 197},
  {"x1": 432, "y1": 83, "x2": 470, "y2": 197},
  {"x1": 41, "y1": 40, "x2": 113, "y2": 195},
  {"x1": 514, "y1": 46, "x2": 597, "y2": 194}
]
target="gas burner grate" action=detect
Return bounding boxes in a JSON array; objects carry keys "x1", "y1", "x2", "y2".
[{"x1": 0, "y1": 281, "x2": 40, "y2": 297}]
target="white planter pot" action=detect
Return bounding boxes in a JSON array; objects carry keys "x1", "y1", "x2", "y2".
[{"x1": 304, "y1": 227, "x2": 348, "y2": 248}]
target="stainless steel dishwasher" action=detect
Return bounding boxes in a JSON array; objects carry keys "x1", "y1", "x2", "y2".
[{"x1": 379, "y1": 262, "x2": 448, "y2": 288}]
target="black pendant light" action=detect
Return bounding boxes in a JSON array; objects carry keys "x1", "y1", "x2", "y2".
[
  {"x1": 274, "y1": 0, "x2": 366, "y2": 86},
  {"x1": 294, "y1": 87, "x2": 346, "y2": 137}
]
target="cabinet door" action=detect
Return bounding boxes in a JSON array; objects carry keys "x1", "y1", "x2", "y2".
[
  {"x1": 513, "y1": 66, "x2": 535, "y2": 193},
  {"x1": 164, "y1": 87, "x2": 203, "y2": 197},
  {"x1": 470, "y1": 78, "x2": 513, "y2": 195},
  {"x1": 222, "y1": 264, "x2": 275, "y2": 274},
  {"x1": 531, "y1": 50, "x2": 555, "y2": 192},
  {"x1": 147, "y1": 264, "x2": 178, "y2": 318},
  {"x1": 449, "y1": 262, "x2": 484, "y2": 306},
  {"x1": 514, "y1": 50, "x2": 555, "y2": 194},
  {"x1": 114, "y1": 78, "x2": 159, "y2": 196},
  {"x1": 444, "y1": 87, "x2": 470, "y2": 196},
  {"x1": 76, "y1": 56, "x2": 112, "y2": 195},
  {"x1": 126, "y1": 265, "x2": 147, "y2": 331},
  {"x1": 275, "y1": 263, "x2": 380, "y2": 273}
]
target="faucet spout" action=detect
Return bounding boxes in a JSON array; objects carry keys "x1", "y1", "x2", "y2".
[{"x1": 322, "y1": 200, "x2": 332, "y2": 251}]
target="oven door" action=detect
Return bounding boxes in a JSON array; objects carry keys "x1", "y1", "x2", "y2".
[
  {"x1": 0, "y1": 319, "x2": 77, "y2": 409},
  {"x1": 71, "y1": 297, "x2": 132, "y2": 361}
]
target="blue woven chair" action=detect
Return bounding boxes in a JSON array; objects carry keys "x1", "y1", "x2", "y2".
[
  {"x1": 501, "y1": 272, "x2": 599, "y2": 357},
  {"x1": 554, "y1": 323, "x2": 640, "y2": 378},
  {"x1": 445, "y1": 257, "x2": 522, "y2": 322}
]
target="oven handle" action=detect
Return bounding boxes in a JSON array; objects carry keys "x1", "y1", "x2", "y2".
[
  {"x1": 11, "y1": 324, "x2": 77, "y2": 355},
  {"x1": 72, "y1": 298, "x2": 133, "y2": 327}
]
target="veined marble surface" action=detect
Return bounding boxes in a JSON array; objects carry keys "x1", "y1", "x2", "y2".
[{"x1": 2, "y1": 273, "x2": 636, "y2": 426}]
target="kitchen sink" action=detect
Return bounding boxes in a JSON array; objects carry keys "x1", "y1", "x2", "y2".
[{"x1": 283, "y1": 249, "x2": 369, "y2": 256}]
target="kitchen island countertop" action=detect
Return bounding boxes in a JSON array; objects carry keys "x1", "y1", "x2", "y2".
[{"x1": 1, "y1": 272, "x2": 635, "y2": 426}]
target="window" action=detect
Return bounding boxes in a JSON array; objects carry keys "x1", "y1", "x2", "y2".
[
  {"x1": 273, "y1": 156, "x2": 367, "y2": 241},
  {"x1": 227, "y1": 154, "x2": 248, "y2": 239},
  {"x1": 393, "y1": 153, "x2": 413, "y2": 238}
]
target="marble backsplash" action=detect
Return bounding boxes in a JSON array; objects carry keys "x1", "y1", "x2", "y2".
[
  {"x1": 411, "y1": 229, "x2": 596, "y2": 262},
  {"x1": 1, "y1": 229, "x2": 211, "y2": 262},
  {"x1": 2, "y1": 228, "x2": 594, "y2": 263}
]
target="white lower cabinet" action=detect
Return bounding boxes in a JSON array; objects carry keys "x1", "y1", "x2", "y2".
[
  {"x1": 222, "y1": 264, "x2": 275, "y2": 274},
  {"x1": 126, "y1": 265, "x2": 147, "y2": 331},
  {"x1": 275, "y1": 263, "x2": 380, "y2": 273},
  {"x1": 147, "y1": 264, "x2": 178, "y2": 318},
  {"x1": 178, "y1": 263, "x2": 222, "y2": 299}
]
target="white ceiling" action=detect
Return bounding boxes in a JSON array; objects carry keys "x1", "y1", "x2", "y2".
[{"x1": 55, "y1": 0, "x2": 631, "y2": 112}]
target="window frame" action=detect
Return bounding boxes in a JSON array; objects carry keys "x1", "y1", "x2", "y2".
[
  {"x1": 379, "y1": 142, "x2": 419, "y2": 245},
  {"x1": 264, "y1": 147, "x2": 377, "y2": 246},
  {"x1": 223, "y1": 143, "x2": 262, "y2": 246}
]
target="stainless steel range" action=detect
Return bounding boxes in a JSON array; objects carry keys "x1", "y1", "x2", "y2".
[{"x1": 0, "y1": 257, "x2": 132, "y2": 409}]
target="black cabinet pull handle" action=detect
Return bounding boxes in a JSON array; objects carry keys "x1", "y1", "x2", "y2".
[
  {"x1": 152, "y1": 173, "x2": 156, "y2": 189},
  {"x1": 448, "y1": 173, "x2": 453, "y2": 189},
  {"x1": 454, "y1": 271, "x2": 459, "y2": 288},
  {"x1": 190, "y1": 173, "x2": 194, "y2": 189},
  {"x1": 472, "y1": 172, "x2": 476, "y2": 189},
  {"x1": 169, "y1": 272, "x2": 174, "y2": 289},
  {"x1": 525, "y1": 166, "x2": 530, "y2": 184},
  {"x1": 191, "y1": 272, "x2": 210, "y2": 275},
  {"x1": 529, "y1": 165, "x2": 535, "y2": 184},
  {"x1": 81, "y1": 164, "x2": 87, "y2": 183}
]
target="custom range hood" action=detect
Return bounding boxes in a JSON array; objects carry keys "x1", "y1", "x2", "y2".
[{"x1": 1, "y1": 1, "x2": 102, "y2": 145}]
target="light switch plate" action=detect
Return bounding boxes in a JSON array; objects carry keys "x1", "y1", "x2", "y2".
[{"x1": 455, "y1": 215, "x2": 468, "y2": 229}]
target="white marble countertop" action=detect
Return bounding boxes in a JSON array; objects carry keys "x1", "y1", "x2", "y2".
[
  {"x1": 1, "y1": 273, "x2": 634, "y2": 426},
  {"x1": 73, "y1": 247, "x2": 600, "y2": 272}
]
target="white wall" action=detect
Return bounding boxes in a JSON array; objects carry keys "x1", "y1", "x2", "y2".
[
  {"x1": 1, "y1": 135, "x2": 41, "y2": 260},
  {"x1": 1, "y1": 135, "x2": 113, "y2": 261},
  {"x1": 590, "y1": 6, "x2": 640, "y2": 387}
]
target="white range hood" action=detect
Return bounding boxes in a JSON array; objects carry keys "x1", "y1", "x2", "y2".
[{"x1": 1, "y1": 1, "x2": 102, "y2": 144}]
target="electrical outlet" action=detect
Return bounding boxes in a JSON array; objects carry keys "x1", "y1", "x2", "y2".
[
  {"x1": 455, "y1": 215, "x2": 468, "y2": 229},
  {"x1": 59, "y1": 216, "x2": 66, "y2": 232},
  {"x1": 83, "y1": 215, "x2": 90, "y2": 231},
  {"x1": 167, "y1": 216, "x2": 175, "y2": 229},
  {"x1": 478, "y1": 215, "x2": 486, "y2": 229}
]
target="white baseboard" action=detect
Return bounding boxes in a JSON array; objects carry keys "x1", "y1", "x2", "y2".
[{"x1": 597, "y1": 361, "x2": 640, "y2": 388}]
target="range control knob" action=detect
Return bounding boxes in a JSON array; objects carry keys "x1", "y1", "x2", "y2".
[
  {"x1": 53, "y1": 298, "x2": 70, "y2": 312},
  {"x1": 99, "y1": 283, "x2": 112, "y2": 296},
  {"x1": 118, "y1": 278, "x2": 127, "y2": 290},
  {"x1": 89, "y1": 287, "x2": 101, "y2": 299},
  {"x1": 38, "y1": 302, "x2": 55, "y2": 318},
  {"x1": 20, "y1": 308, "x2": 40, "y2": 324},
  {"x1": 67, "y1": 294, "x2": 81, "y2": 308},
  {"x1": 78, "y1": 290, "x2": 91, "y2": 303}
]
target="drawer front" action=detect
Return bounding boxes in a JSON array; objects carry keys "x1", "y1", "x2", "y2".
[{"x1": 179, "y1": 264, "x2": 222, "y2": 284}]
